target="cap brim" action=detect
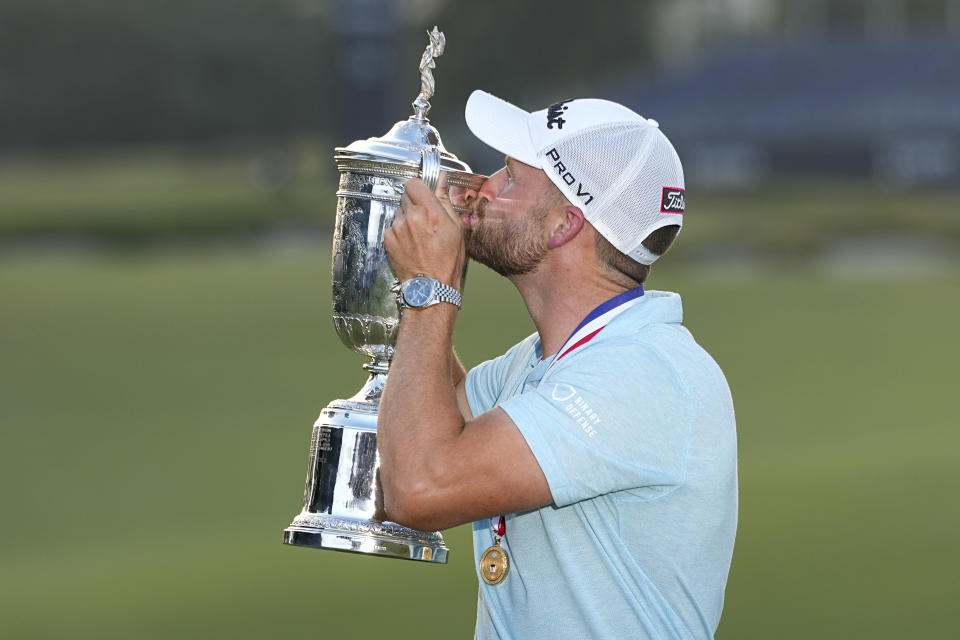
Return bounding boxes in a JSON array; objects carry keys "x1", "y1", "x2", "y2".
[{"x1": 464, "y1": 90, "x2": 539, "y2": 166}]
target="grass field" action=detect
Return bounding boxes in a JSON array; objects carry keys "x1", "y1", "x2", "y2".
[
  {"x1": 0, "y1": 145, "x2": 333, "y2": 241},
  {"x1": 1, "y1": 244, "x2": 957, "y2": 639},
  {"x1": 4, "y1": 148, "x2": 960, "y2": 259}
]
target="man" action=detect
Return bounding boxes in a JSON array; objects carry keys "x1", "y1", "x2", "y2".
[{"x1": 380, "y1": 90, "x2": 737, "y2": 639}]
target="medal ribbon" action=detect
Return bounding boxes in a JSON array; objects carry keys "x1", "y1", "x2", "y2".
[
  {"x1": 489, "y1": 515, "x2": 505, "y2": 539},
  {"x1": 544, "y1": 285, "x2": 645, "y2": 375}
]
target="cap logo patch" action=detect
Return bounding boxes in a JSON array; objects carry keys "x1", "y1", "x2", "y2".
[
  {"x1": 546, "y1": 148, "x2": 594, "y2": 205},
  {"x1": 660, "y1": 187, "x2": 685, "y2": 214},
  {"x1": 546, "y1": 99, "x2": 573, "y2": 130}
]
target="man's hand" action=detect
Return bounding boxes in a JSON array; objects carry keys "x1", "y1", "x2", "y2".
[{"x1": 384, "y1": 175, "x2": 467, "y2": 289}]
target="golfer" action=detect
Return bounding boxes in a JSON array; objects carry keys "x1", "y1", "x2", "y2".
[{"x1": 380, "y1": 89, "x2": 737, "y2": 640}]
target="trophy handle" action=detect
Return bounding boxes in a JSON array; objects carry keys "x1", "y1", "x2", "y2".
[{"x1": 420, "y1": 147, "x2": 441, "y2": 192}]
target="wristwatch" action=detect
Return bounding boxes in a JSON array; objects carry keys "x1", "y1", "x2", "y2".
[{"x1": 394, "y1": 274, "x2": 462, "y2": 311}]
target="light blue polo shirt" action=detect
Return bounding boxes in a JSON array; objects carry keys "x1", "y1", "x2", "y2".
[{"x1": 465, "y1": 290, "x2": 737, "y2": 640}]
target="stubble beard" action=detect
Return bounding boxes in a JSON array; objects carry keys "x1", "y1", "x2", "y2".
[{"x1": 465, "y1": 199, "x2": 550, "y2": 277}]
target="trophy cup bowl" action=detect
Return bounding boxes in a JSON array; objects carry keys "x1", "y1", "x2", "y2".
[{"x1": 282, "y1": 27, "x2": 485, "y2": 562}]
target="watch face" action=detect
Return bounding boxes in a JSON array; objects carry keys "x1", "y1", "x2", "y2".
[{"x1": 403, "y1": 277, "x2": 435, "y2": 307}]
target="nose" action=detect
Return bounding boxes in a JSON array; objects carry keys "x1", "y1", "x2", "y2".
[
  {"x1": 477, "y1": 167, "x2": 507, "y2": 203},
  {"x1": 448, "y1": 183, "x2": 479, "y2": 209}
]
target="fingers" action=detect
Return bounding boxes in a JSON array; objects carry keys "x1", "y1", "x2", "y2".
[
  {"x1": 402, "y1": 176, "x2": 461, "y2": 229},
  {"x1": 386, "y1": 188, "x2": 465, "y2": 285},
  {"x1": 397, "y1": 190, "x2": 428, "y2": 230},
  {"x1": 402, "y1": 178, "x2": 434, "y2": 206}
]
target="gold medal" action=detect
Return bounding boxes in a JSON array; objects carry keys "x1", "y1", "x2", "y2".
[{"x1": 480, "y1": 539, "x2": 509, "y2": 585}]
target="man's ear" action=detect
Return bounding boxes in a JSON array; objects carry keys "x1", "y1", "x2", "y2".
[{"x1": 547, "y1": 206, "x2": 585, "y2": 249}]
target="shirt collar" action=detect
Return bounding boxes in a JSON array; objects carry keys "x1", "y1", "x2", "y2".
[{"x1": 531, "y1": 288, "x2": 682, "y2": 366}]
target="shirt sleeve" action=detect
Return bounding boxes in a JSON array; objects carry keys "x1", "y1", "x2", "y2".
[
  {"x1": 499, "y1": 342, "x2": 692, "y2": 507},
  {"x1": 465, "y1": 334, "x2": 538, "y2": 417}
]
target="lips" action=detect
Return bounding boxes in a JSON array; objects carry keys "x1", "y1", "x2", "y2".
[{"x1": 461, "y1": 199, "x2": 487, "y2": 228}]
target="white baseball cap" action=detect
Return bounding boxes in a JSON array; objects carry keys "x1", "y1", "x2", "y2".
[{"x1": 464, "y1": 90, "x2": 685, "y2": 265}]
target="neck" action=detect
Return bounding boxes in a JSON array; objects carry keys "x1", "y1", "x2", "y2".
[{"x1": 510, "y1": 263, "x2": 633, "y2": 358}]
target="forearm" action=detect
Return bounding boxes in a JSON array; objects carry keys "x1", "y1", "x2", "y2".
[{"x1": 378, "y1": 304, "x2": 465, "y2": 521}]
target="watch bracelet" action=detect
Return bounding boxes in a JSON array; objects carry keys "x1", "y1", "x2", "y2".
[
  {"x1": 395, "y1": 276, "x2": 462, "y2": 310},
  {"x1": 433, "y1": 280, "x2": 462, "y2": 308}
]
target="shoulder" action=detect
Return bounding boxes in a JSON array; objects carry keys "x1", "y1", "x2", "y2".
[
  {"x1": 554, "y1": 294, "x2": 689, "y2": 380},
  {"x1": 504, "y1": 332, "x2": 541, "y2": 360},
  {"x1": 546, "y1": 336, "x2": 692, "y2": 426},
  {"x1": 476, "y1": 332, "x2": 540, "y2": 375},
  {"x1": 549, "y1": 291, "x2": 728, "y2": 408},
  {"x1": 465, "y1": 332, "x2": 540, "y2": 415}
]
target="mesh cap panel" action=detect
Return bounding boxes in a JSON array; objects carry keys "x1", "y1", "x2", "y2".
[{"x1": 542, "y1": 122, "x2": 684, "y2": 264}]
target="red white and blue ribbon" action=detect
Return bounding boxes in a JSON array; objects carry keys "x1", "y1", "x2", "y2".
[
  {"x1": 489, "y1": 515, "x2": 506, "y2": 541},
  {"x1": 544, "y1": 285, "x2": 645, "y2": 376}
]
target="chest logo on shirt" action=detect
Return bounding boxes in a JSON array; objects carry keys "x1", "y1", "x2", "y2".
[
  {"x1": 551, "y1": 384, "x2": 577, "y2": 402},
  {"x1": 551, "y1": 384, "x2": 601, "y2": 438}
]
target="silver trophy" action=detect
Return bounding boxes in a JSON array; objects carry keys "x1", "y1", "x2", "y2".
[{"x1": 282, "y1": 27, "x2": 484, "y2": 562}]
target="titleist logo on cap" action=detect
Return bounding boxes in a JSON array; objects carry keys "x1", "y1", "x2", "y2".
[
  {"x1": 546, "y1": 99, "x2": 573, "y2": 130},
  {"x1": 660, "y1": 187, "x2": 685, "y2": 214}
]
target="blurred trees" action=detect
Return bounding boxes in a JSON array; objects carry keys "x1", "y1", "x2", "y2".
[
  {"x1": 4, "y1": 0, "x2": 952, "y2": 153},
  {"x1": 0, "y1": 0, "x2": 661, "y2": 152},
  {"x1": 0, "y1": 0, "x2": 335, "y2": 149}
]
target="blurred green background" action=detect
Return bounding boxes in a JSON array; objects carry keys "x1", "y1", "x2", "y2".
[{"x1": 2, "y1": 1, "x2": 959, "y2": 638}]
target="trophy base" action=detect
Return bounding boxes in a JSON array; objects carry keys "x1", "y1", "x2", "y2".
[
  {"x1": 283, "y1": 513, "x2": 448, "y2": 563},
  {"x1": 282, "y1": 374, "x2": 449, "y2": 564}
]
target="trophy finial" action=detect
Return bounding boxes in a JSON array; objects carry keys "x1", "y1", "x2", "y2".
[{"x1": 412, "y1": 26, "x2": 446, "y2": 121}]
